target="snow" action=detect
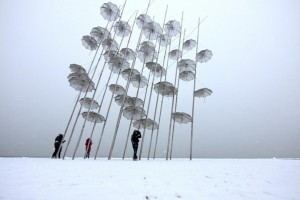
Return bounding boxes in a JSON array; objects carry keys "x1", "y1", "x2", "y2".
[{"x1": 0, "y1": 158, "x2": 299, "y2": 200}]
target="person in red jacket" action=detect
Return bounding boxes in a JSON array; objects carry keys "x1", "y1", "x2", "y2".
[{"x1": 84, "y1": 138, "x2": 92, "y2": 159}]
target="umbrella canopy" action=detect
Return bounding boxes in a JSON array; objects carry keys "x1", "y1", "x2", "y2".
[
  {"x1": 79, "y1": 97, "x2": 99, "y2": 110},
  {"x1": 108, "y1": 56, "x2": 130, "y2": 74},
  {"x1": 104, "y1": 50, "x2": 121, "y2": 62},
  {"x1": 121, "y1": 68, "x2": 140, "y2": 81},
  {"x1": 123, "y1": 106, "x2": 146, "y2": 120},
  {"x1": 168, "y1": 49, "x2": 182, "y2": 60},
  {"x1": 154, "y1": 81, "x2": 177, "y2": 97},
  {"x1": 171, "y1": 112, "x2": 192, "y2": 124},
  {"x1": 146, "y1": 62, "x2": 166, "y2": 77},
  {"x1": 179, "y1": 71, "x2": 195, "y2": 81},
  {"x1": 194, "y1": 88, "x2": 213, "y2": 98},
  {"x1": 102, "y1": 38, "x2": 119, "y2": 51},
  {"x1": 109, "y1": 84, "x2": 126, "y2": 95},
  {"x1": 69, "y1": 77, "x2": 95, "y2": 92},
  {"x1": 177, "y1": 59, "x2": 196, "y2": 72},
  {"x1": 164, "y1": 20, "x2": 181, "y2": 37},
  {"x1": 136, "y1": 14, "x2": 152, "y2": 29},
  {"x1": 69, "y1": 64, "x2": 86, "y2": 73},
  {"x1": 115, "y1": 95, "x2": 144, "y2": 107},
  {"x1": 82, "y1": 111, "x2": 105, "y2": 123},
  {"x1": 159, "y1": 34, "x2": 171, "y2": 47},
  {"x1": 140, "y1": 40, "x2": 155, "y2": 48},
  {"x1": 90, "y1": 26, "x2": 111, "y2": 44},
  {"x1": 138, "y1": 45, "x2": 157, "y2": 63},
  {"x1": 67, "y1": 72, "x2": 89, "y2": 81},
  {"x1": 81, "y1": 35, "x2": 98, "y2": 50},
  {"x1": 100, "y1": 2, "x2": 120, "y2": 22},
  {"x1": 183, "y1": 39, "x2": 197, "y2": 50},
  {"x1": 196, "y1": 49, "x2": 213, "y2": 63},
  {"x1": 142, "y1": 21, "x2": 163, "y2": 40},
  {"x1": 114, "y1": 21, "x2": 131, "y2": 37},
  {"x1": 130, "y1": 74, "x2": 148, "y2": 88},
  {"x1": 133, "y1": 118, "x2": 158, "y2": 130},
  {"x1": 120, "y1": 48, "x2": 135, "y2": 60}
]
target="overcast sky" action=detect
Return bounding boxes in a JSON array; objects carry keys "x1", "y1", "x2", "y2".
[{"x1": 0, "y1": 0, "x2": 299, "y2": 159}]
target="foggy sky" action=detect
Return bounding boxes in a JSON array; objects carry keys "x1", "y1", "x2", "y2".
[{"x1": 0, "y1": 0, "x2": 300, "y2": 158}]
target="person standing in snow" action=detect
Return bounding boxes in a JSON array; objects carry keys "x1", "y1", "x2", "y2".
[
  {"x1": 52, "y1": 134, "x2": 65, "y2": 159},
  {"x1": 84, "y1": 138, "x2": 93, "y2": 159},
  {"x1": 131, "y1": 130, "x2": 141, "y2": 160}
]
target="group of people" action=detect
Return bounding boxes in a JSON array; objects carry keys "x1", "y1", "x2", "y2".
[{"x1": 51, "y1": 129, "x2": 142, "y2": 160}]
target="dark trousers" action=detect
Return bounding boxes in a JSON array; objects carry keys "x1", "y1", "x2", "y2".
[
  {"x1": 52, "y1": 143, "x2": 62, "y2": 158},
  {"x1": 132, "y1": 143, "x2": 138, "y2": 159},
  {"x1": 84, "y1": 151, "x2": 90, "y2": 159}
]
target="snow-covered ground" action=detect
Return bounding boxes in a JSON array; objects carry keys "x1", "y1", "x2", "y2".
[{"x1": 0, "y1": 158, "x2": 299, "y2": 200}]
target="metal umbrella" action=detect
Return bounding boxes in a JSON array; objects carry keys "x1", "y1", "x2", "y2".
[
  {"x1": 159, "y1": 34, "x2": 171, "y2": 47},
  {"x1": 108, "y1": 56, "x2": 130, "y2": 74},
  {"x1": 69, "y1": 77, "x2": 95, "y2": 92},
  {"x1": 179, "y1": 71, "x2": 195, "y2": 81},
  {"x1": 100, "y1": 2, "x2": 120, "y2": 22},
  {"x1": 171, "y1": 112, "x2": 192, "y2": 124},
  {"x1": 146, "y1": 62, "x2": 166, "y2": 78},
  {"x1": 115, "y1": 95, "x2": 144, "y2": 107},
  {"x1": 130, "y1": 74, "x2": 148, "y2": 88},
  {"x1": 79, "y1": 97, "x2": 99, "y2": 110},
  {"x1": 137, "y1": 45, "x2": 157, "y2": 63},
  {"x1": 120, "y1": 48, "x2": 135, "y2": 60},
  {"x1": 133, "y1": 118, "x2": 158, "y2": 130},
  {"x1": 81, "y1": 35, "x2": 98, "y2": 50},
  {"x1": 121, "y1": 68, "x2": 140, "y2": 81},
  {"x1": 136, "y1": 14, "x2": 152, "y2": 29},
  {"x1": 196, "y1": 49, "x2": 213, "y2": 63},
  {"x1": 90, "y1": 26, "x2": 111, "y2": 44},
  {"x1": 168, "y1": 49, "x2": 182, "y2": 60},
  {"x1": 67, "y1": 72, "x2": 89, "y2": 81},
  {"x1": 164, "y1": 20, "x2": 181, "y2": 37},
  {"x1": 194, "y1": 88, "x2": 213, "y2": 98},
  {"x1": 104, "y1": 50, "x2": 121, "y2": 62},
  {"x1": 102, "y1": 38, "x2": 119, "y2": 51},
  {"x1": 82, "y1": 111, "x2": 105, "y2": 123},
  {"x1": 109, "y1": 84, "x2": 126, "y2": 95},
  {"x1": 177, "y1": 59, "x2": 196, "y2": 72},
  {"x1": 183, "y1": 39, "x2": 197, "y2": 50},
  {"x1": 154, "y1": 81, "x2": 177, "y2": 97},
  {"x1": 142, "y1": 21, "x2": 163, "y2": 40},
  {"x1": 114, "y1": 20, "x2": 131, "y2": 37},
  {"x1": 69, "y1": 64, "x2": 86, "y2": 73},
  {"x1": 123, "y1": 106, "x2": 146, "y2": 120}
]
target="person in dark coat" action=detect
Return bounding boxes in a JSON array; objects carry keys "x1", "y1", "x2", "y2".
[
  {"x1": 84, "y1": 138, "x2": 93, "y2": 159},
  {"x1": 131, "y1": 130, "x2": 141, "y2": 160},
  {"x1": 52, "y1": 134, "x2": 65, "y2": 159}
]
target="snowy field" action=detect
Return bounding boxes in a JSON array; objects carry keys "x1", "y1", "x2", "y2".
[{"x1": 0, "y1": 158, "x2": 299, "y2": 200}]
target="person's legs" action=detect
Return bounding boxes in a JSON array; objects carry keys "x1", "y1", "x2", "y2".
[
  {"x1": 52, "y1": 144, "x2": 59, "y2": 158},
  {"x1": 58, "y1": 147, "x2": 62, "y2": 158},
  {"x1": 132, "y1": 144, "x2": 138, "y2": 159}
]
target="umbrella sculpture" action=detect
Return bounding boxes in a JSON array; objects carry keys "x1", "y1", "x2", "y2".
[
  {"x1": 67, "y1": 72, "x2": 89, "y2": 81},
  {"x1": 69, "y1": 64, "x2": 86, "y2": 73},
  {"x1": 177, "y1": 59, "x2": 196, "y2": 73},
  {"x1": 120, "y1": 48, "x2": 135, "y2": 60},
  {"x1": 100, "y1": 2, "x2": 120, "y2": 22},
  {"x1": 140, "y1": 40, "x2": 155, "y2": 48},
  {"x1": 164, "y1": 20, "x2": 181, "y2": 37},
  {"x1": 114, "y1": 95, "x2": 144, "y2": 107},
  {"x1": 142, "y1": 21, "x2": 163, "y2": 40},
  {"x1": 121, "y1": 68, "x2": 140, "y2": 81},
  {"x1": 196, "y1": 49, "x2": 213, "y2": 63},
  {"x1": 79, "y1": 97, "x2": 100, "y2": 110},
  {"x1": 104, "y1": 50, "x2": 121, "y2": 61},
  {"x1": 194, "y1": 88, "x2": 213, "y2": 98},
  {"x1": 81, "y1": 35, "x2": 98, "y2": 50},
  {"x1": 137, "y1": 45, "x2": 157, "y2": 63},
  {"x1": 168, "y1": 49, "x2": 182, "y2": 60},
  {"x1": 109, "y1": 84, "x2": 126, "y2": 95},
  {"x1": 90, "y1": 26, "x2": 111, "y2": 44},
  {"x1": 108, "y1": 56, "x2": 130, "y2": 74},
  {"x1": 102, "y1": 38, "x2": 119, "y2": 51},
  {"x1": 179, "y1": 71, "x2": 195, "y2": 82},
  {"x1": 114, "y1": 20, "x2": 131, "y2": 37},
  {"x1": 154, "y1": 81, "x2": 177, "y2": 97},
  {"x1": 133, "y1": 118, "x2": 158, "y2": 130},
  {"x1": 146, "y1": 62, "x2": 166, "y2": 78},
  {"x1": 123, "y1": 106, "x2": 146, "y2": 120},
  {"x1": 81, "y1": 111, "x2": 106, "y2": 123},
  {"x1": 136, "y1": 14, "x2": 152, "y2": 29},
  {"x1": 171, "y1": 112, "x2": 192, "y2": 124},
  {"x1": 130, "y1": 74, "x2": 148, "y2": 88},
  {"x1": 183, "y1": 39, "x2": 197, "y2": 50},
  {"x1": 159, "y1": 34, "x2": 171, "y2": 47},
  {"x1": 68, "y1": 77, "x2": 95, "y2": 92}
]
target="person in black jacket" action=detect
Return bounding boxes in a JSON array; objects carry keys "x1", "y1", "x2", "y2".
[
  {"x1": 131, "y1": 130, "x2": 141, "y2": 160},
  {"x1": 52, "y1": 134, "x2": 65, "y2": 159}
]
